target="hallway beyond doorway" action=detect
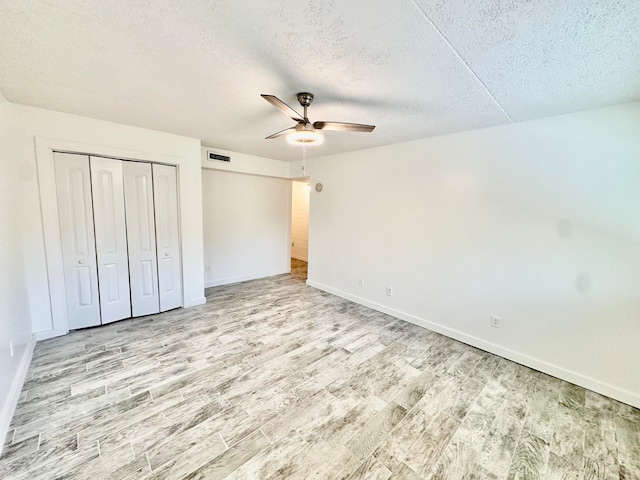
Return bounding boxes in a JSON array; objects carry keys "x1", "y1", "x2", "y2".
[{"x1": 291, "y1": 258, "x2": 308, "y2": 281}]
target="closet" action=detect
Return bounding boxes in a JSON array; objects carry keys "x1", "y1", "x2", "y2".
[{"x1": 53, "y1": 152, "x2": 182, "y2": 330}]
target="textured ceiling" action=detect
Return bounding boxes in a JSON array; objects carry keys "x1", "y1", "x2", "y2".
[{"x1": 1, "y1": 0, "x2": 638, "y2": 161}]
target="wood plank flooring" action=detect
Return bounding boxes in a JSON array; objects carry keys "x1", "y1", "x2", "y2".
[{"x1": 1, "y1": 259, "x2": 639, "y2": 479}]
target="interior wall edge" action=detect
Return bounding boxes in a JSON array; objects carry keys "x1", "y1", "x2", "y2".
[
  {"x1": 306, "y1": 279, "x2": 640, "y2": 410},
  {"x1": 0, "y1": 334, "x2": 36, "y2": 457}
]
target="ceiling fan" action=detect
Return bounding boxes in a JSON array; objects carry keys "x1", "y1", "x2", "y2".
[{"x1": 261, "y1": 92, "x2": 375, "y2": 145}]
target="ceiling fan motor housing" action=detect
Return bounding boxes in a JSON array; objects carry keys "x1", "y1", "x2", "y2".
[
  {"x1": 297, "y1": 92, "x2": 314, "y2": 107},
  {"x1": 295, "y1": 122, "x2": 316, "y2": 132}
]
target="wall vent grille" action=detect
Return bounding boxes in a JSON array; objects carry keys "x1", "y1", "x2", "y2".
[{"x1": 207, "y1": 151, "x2": 230, "y2": 162}]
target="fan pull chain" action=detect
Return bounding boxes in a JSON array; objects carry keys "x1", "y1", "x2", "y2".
[{"x1": 302, "y1": 142, "x2": 306, "y2": 177}]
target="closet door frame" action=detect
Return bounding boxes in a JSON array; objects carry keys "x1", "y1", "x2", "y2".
[{"x1": 36, "y1": 138, "x2": 190, "y2": 340}]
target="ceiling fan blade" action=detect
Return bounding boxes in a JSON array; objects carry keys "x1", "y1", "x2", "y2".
[
  {"x1": 265, "y1": 126, "x2": 295, "y2": 139},
  {"x1": 261, "y1": 94, "x2": 304, "y2": 122},
  {"x1": 313, "y1": 121, "x2": 375, "y2": 132}
]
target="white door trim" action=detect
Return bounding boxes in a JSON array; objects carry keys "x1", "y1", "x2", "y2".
[{"x1": 35, "y1": 137, "x2": 187, "y2": 339}]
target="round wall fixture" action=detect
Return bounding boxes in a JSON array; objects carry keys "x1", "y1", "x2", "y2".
[{"x1": 315, "y1": 182, "x2": 323, "y2": 192}]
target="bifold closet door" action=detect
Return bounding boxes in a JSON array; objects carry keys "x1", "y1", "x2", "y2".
[
  {"x1": 123, "y1": 161, "x2": 160, "y2": 317},
  {"x1": 54, "y1": 152, "x2": 101, "y2": 329},
  {"x1": 153, "y1": 164, "x2": 182, "y2": 311},
  {"x1": 90, "y1": 157, "x2": 132, "y2": 323}
]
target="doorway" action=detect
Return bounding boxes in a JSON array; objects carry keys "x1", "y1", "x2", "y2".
[{"x1": 291, "y1": 180, "x2": 310, "y2": 280}]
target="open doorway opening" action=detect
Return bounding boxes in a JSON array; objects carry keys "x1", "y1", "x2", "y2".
[{"x1": 291, "y1": 179, "x2": 310, "y2": 280}]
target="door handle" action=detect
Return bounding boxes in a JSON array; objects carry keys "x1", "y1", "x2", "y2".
[
  {"x1": 165, "y1": 253, "x2": 169, "y2": 256},
  {"x1": 78, "y1": 260, "x2": 85, "y2": 264}
]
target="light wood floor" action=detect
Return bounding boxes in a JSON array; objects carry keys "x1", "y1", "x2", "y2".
[{"x1": 1, "y1": 259, "x2": 639, "y2": 479}]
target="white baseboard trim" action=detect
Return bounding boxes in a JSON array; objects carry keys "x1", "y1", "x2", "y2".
[
  {"x1": 0, "y1": 334, "x2": 36, "y2": 457},
  {"x1": 306, "y1": 280, "x2": 640, "y2": 409},
  {"x1": 34, "y1": 328, "x2": 67, "y2": 342},
  {"x1": 204, "y1": 269, "x2": 290, "y2": 288},
  {"x1": 186, "y1": 297, "x2": 207, "y2": 307}
]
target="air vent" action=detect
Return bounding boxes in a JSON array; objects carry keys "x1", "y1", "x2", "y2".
[{"x1": 207, "y1": 151, "x2": 230, "y2": 163}]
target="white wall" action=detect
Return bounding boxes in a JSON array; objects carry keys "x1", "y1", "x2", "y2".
[
  {"x1": 291, "y1": 181, "x2": 310, "y2": 261},
  {"x1": 306, "y1": 101, "x2": 640, "y2": 408},
  {"x1": 0, "y1": 99, "x2": 35, "y2": 454},
  {"x1": 202, "y1": 169, "x2": 291, "y2": 287},
  {"x1": 3, "y1": 102, "x2": 205, "y2": 338}
]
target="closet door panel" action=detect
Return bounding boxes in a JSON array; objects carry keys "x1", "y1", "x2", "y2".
[
  {"x1": 153, "y1": 164, "x2": 182, "y2": 312},
  {"x1": 54, "y1": 152, "x2": 101, "y2": 329},
  {"x1": 90, "y1": 156, "x2": 131, "y2": 323},
  {"x1": 123, "y1": 161, "x2": 160, "y2": 317}
]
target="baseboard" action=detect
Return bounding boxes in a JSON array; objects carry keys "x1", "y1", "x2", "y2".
[
  {"x1": 0, "y1": 334, "x2": 36, "y2": 457},
  {"x1": 186, "y1": 297, "x2": 207, "y2": 307},
  {"x1": 204, "y1": 269, "x2": 290, "y2": 288},
  {"x1": 306, "y1": 280, "x2": 640, "y2": 409},
  {"x1": 34, "y1": 328, "x2": 67, "y2": 342}
]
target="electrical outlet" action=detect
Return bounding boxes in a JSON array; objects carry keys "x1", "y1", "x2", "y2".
[
  {"x1": 491, "y1": 316, "x2": 500, "y2": 328},
  {"x1": 386, "y1": 286, "x2": 393, "y2": 296},
  {"x1": 358, "y1": 278, "x2": 365, "y2": 287},
  {"x1": 205, "y1": 265, "x2": 210, "y2": 272}
]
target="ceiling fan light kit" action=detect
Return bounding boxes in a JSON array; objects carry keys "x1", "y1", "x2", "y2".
[
  {"x1": 286, "y1": 123, "x2": 324, "y2": 145},
  {"x1": 261, "y1": 92, "x2": 375, "y2": 146}
]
